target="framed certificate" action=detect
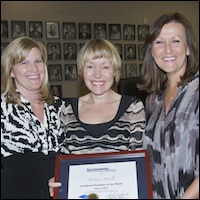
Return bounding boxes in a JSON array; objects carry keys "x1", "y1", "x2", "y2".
[{"x1": 54, "y1": 150, "x2": 152, "y2": 199}]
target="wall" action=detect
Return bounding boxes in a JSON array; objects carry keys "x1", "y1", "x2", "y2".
[{"x1": 1, "y1": 1, "x2": 199, "y2": 98}]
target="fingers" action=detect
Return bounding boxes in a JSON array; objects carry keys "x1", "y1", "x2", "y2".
[
  {"x1": 48, "y1": 177, "x2": 62, "y2": 197},
  {"x1": 49, "y1": 183, "x2": 62, "y2": 197}
]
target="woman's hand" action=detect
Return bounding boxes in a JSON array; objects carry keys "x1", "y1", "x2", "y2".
[{"x1": 48, "y1": 177, "x2": 62, "y2": 197}]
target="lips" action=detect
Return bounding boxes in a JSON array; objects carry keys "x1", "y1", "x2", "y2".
[
  {"x1": 163, "y1": 56, "x2": 176, "y2": 61},
  {"x1": 28, "y1": 75, "x2": 39, "y2": 79},
  {"x1": 92, "y1": 81, "x2": 104, "y2": 86}
]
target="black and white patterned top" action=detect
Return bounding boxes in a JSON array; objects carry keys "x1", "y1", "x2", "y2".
[
  {"x1": 61, "y1": 95, "x2": 146, "y2": 154},
  {"x1": 143, "y1": 72, "x2": 199, "y2": 199},
  {"x1": 1, "y1": 94, "x2": 65, "y2": 157}
]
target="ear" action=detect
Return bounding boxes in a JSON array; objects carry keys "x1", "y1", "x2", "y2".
[
  {"x1": 186, "y1": 46, "x2": 190, "y2": 56},
  {"x1": 10, "y1": 68, "x2": 15, "y2": 78}
]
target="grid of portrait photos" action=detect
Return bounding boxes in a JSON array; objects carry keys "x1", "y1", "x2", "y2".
[{"x1": 1, "y1": 20, "x2": 149, "y2": 98}]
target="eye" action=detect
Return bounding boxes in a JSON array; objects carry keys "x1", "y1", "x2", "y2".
[
  {"x1": 21, "y1": 60, "x2": 29, "y2": 65},
  {"x1": 154, "y1": 40, "x2": 163, "y2": 44},
  {"x1": 35, "y1": 59, "x2": 43, "y2": 64},
  {"x1": 86, "y1": 65, "x2": 93, "y2": 69},
  {"x1": 103, "y1": 65, "x2": 110, "y2": 69},
  {"x1": 172, "y1": 39, "x2": 180, "y2": 43}
]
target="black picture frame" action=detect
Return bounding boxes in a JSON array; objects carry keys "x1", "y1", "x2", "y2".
[
  {"x1": 29, "y1": 21, "x2": 43, "y2": 38},
  {"x1": 124, "y1": 44, "x2": 136, "y2": 60},
  {"x1": 11, "y1": 20, "x2": 26, "y2": 38},
  {"x1": 125, "y1": 63, "x2": 138, "y2": 78},
  {"x1": 63, "y1": 22, "x2": 76, "y2": 39},
  {"x1": 63, "y1": 43, "x2": 77, "y2": 60},
  {"x1": 53, "y1": 149, "x2": 153, "y2": 199},
  {"x1": 50, "y1": 84, "x2": 62, "y2": 98},
  {"x1": 47, "y1": 43, "x2": 61, "y2": 60},
  {"x1": 94, "y1": 23, "x2": 107, "y2": 39},
  {"x1": 64, "y1": 64, "x2": 78, "y2": 81},
  {"x1": 137, "y1": 25, "x2": 149, "y2": 41},
  {"x1": 1, "y1": 42, "x2": 9, "y2": 54},
  {"x1": 138, "y1": 44, "x2": 145, "y2": 61},
  {"x1": 78, "y1": 22, "x2": 91, "y2": 39},
  {"x1": 109, "y1": 24, "x2": 121, "y2": 40},
  {"x1": 1, "y1": 20, "x2": 8, "y2": 39},
  {"x1": 46, "y1": 21, "x2": 60, "y2": 39},
  {"x1": 48, "y1": 64, "x2": 62, "y2": 81},
  {"x1": 123, "y1": 24, "x2": 135, "y2": 41}
]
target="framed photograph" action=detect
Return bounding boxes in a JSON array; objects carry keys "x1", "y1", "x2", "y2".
[
  {"x1": 1, "y1": 42, "x2": 9, "y2": 54},
  {"x1": 123, "y1": 24, "x2": 135, "y2": 40},
  {"x1": 124, "y1": 44, "x2": 136, "y2": 60},
  {"x1": 11, "y1": 20, "x2": 26, "y2": 38},
  {"x1": 48, "y1": 64, "x2": 62, "y2": 81},
  {"x1": 79, "y1": 43, "x2": 85, "y2": 50},
  {"x1": 114, "y1": 43, "x2": 122, "y2": 59},
  {"x1": 78, "y1": 22, "x2": 91, "y2": 39},
  {"x1": 137, "y1": 25, "x2": 149, "y2": 41},
  {"x1": 29, "y1": 21, "x2": 43, "y2": 38},
  {"x1": 63, "y1": 22, "x2": 76, "y2": 39},
  {"x1": 65, "y1": 64, "x2": 78, "y2": 81},
  {"x1": 53, "y1": 149, "x2": 152, "y2": 199},
  {"x1": 47, "y1": 43, "x2": 61, "y2": 60},
  {"x1": 46, "y1": 21, "x2": 60, "y2": 39},
  {"x1": 94, "y1": 23, "x2": 107, "y2": 39},
  {"x1": 138, "y1": 44, "x2": 145, "y2": 61},
  {"x1": 125, "y1": 63, "x2": 138, "y2": 78},
  {"x1": 1, "y1": 20, "x2": 8, "y2": 38},
  {"x1": 109, "y1": 24, "x2": 121, "y2": 40},
  {"x1": 64, "y1": 43, "x2": 77, "y2": 60},
  {"x1": 50, "y1": 84, "x2": 62, "y2": 98}
]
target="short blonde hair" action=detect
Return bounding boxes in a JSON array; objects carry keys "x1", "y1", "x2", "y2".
[
  {"x1": 77, "y1": 39, "x2": 122, "y2": 85},
  {"x1": 1, "y1": 36, "x2": 54, "y2": 104}
]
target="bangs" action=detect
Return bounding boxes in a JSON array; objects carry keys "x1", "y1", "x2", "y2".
[{"x1": 82, "y1": 42, "x2": 113, "y2": 64}]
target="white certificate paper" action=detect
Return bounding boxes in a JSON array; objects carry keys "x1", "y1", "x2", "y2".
[{"x1": 68, "y1": 161, "x2": 138, "y2": 199}]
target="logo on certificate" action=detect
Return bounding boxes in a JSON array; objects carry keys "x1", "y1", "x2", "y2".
[{"x1": 79, "y1": 193, "x2": 99, "y2": 199}]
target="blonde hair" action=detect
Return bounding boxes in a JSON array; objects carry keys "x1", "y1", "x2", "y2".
[
  {"x1": 1, "y1": 36, "x2": 54, "y2": 104},
  {"x1": 77, "y1": 39, "x2": 122, "y2": 85}
]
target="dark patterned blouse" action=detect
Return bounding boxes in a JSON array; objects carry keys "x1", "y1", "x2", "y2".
[
  {"x1": 61, "y1": 95, "x2": 146, "y2": 154},
  {"x1": 143, "y1": 72, "x2": 199, "y2": 199}
]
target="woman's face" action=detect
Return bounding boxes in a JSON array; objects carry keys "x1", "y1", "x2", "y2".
[
  {"x1": 11, "y1": 47, "x2": 45, "y2": 94},
  {"x1": 151, "y1": 22, "x2": 190, "y2": 76},
  {"x1": 83, "y1": 57, "x2": 115, "y2": 95}
]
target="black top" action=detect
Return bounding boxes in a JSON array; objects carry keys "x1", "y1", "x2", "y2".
[{"x1": 1, "y1": 152, "x2": 56, "y2": 199}]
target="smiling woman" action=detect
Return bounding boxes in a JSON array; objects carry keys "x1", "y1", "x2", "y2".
[
  {"x1": 137, "y1": 12, "x2": 199, "y2": 199},
  {"x1": 1, "y1": 36, "x2": 65, "y2": 199},
  {"x1": 48, "y1": 39, "x2": 146, "y2": 198}
]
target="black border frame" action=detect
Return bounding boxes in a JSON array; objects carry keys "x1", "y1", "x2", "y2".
[
  {"x1": 54, "y1": 150, "x2": 153, "y2": 199},
  {"x1": 29, "y1": 21, "x2": 43, "y2": 38},
  {"x1": 46, "y1": 21, "x2": 60, "y2": 39}
]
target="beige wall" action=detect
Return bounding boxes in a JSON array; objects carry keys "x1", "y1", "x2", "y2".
[{"x1": 2, "y1": 1, "x2": 199, "y2": 98}]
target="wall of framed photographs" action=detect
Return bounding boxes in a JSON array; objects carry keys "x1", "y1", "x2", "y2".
[
  {"x1": 1, "y1": 1, "x2": 198, "y2": 98},
  {"x1": 1, "y1": 20, "x2": 149, "y2": 97}
]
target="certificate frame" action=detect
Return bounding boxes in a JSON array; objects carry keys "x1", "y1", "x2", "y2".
[{"x1": 54, "y1": 150, "x2": 152, "y2": 199}]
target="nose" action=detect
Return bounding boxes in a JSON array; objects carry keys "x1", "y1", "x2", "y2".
[
  {"x1": 94, "y1": 67, "x2": 101, "y2": 78},
  {"x1": 30, "y1": 62, "x2": 38, "y2": 72},
  {"x1": 164, "y1": 42, "x2": 172, "y2": 54}
]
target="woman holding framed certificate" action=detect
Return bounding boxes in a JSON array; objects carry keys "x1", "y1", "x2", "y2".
[{"x1": 49, "y1": 39, "x2": 146, "y2": 197}]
